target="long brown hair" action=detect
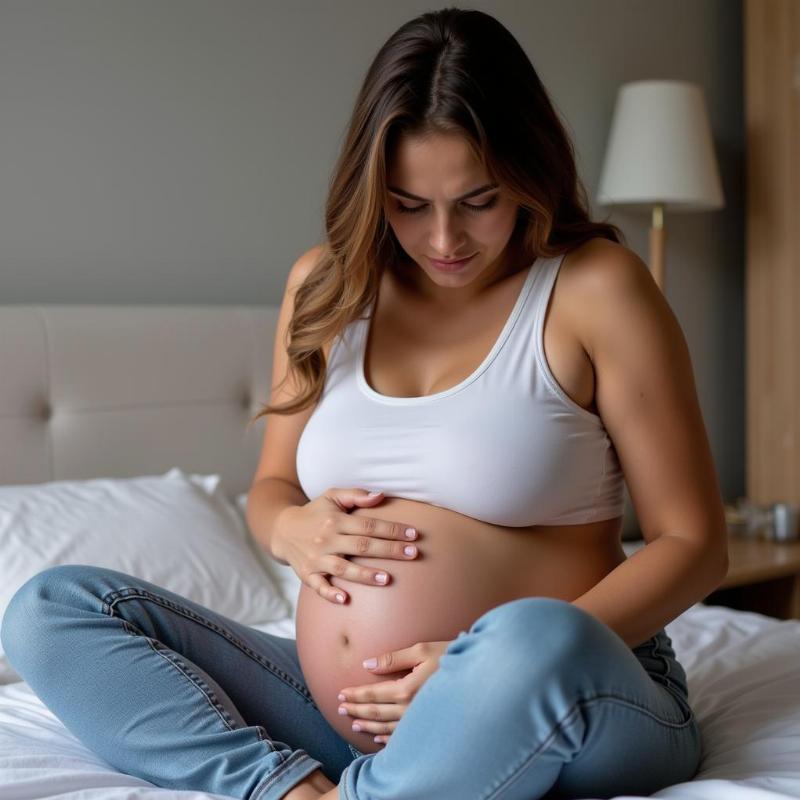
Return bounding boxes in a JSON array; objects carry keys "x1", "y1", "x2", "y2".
[{"x1": 251, "y1": 6, "x2": 624, "y2": 422}]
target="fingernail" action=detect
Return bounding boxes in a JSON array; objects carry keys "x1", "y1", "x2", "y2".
[
  {"x1": 338, "y1": 706, "x2": 348, "y2": 715},
  {"x1": 337, "y1": 693, "x2": 346, "y2": 702},
  {"x1": 374, "y1": 573, "x2": 388, "y2": 584},
  {"x1": 363, "y1": 657, "x2": 377, "y2": 669},
  {"x1": 368, "y1": 491, "x2": 382, "y2": 496},
  {"x1": 405, "y1": 527, "x2": 417, "y2": 539}
]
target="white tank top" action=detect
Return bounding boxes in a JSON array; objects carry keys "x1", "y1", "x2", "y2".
[{"x1": 296, "y1": 253, "x2": 625, "y2": 527}]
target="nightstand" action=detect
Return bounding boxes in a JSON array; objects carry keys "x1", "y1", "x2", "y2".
[{"x1": 622, "y1": 534, "x2": 800, "y2": 620}]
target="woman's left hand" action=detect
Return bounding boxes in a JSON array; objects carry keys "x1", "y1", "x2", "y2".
[{"x1": 337, "y1": 639, "x2": 452, "y2": 744}]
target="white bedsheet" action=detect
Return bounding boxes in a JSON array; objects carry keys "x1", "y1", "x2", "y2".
[{"x1": 2, "y1": 603, "x2": 799, "y2": 800}]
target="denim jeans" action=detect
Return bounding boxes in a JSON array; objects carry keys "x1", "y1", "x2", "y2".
[{"x1": 1, "y1": 564, "x2": 701, "y2": 800}]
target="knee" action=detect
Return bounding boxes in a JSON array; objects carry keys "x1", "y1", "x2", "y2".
[
  {"x1": 1, "y1": 564, "x2": 90, "y2": 663},
  {"x1": 459, "y1": 597, "x2": 602, "y2": 671}
]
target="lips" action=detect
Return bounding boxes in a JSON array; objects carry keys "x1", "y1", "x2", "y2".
[
  {"x1": 429, "y1": 253, "x2": 475, "y2": 272},
  {"x1": 431, "y1": 254, "x2": 474, "y2": 264}
]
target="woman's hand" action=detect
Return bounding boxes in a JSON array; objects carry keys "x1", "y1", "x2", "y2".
[
  {"x1": 272, "y1": 488, "x2": 421, "y2": 605},
  {"x1": 336, "y1": 639, "x2": 452, "y2": 744}
]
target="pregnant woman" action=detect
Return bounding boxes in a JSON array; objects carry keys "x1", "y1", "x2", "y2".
[{"x1": 1, "y1": 7, "x2": 728, "y2": 800}]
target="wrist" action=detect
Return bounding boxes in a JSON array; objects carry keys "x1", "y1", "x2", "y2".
[{"x1": 271, "y1": 505, "x2": 298, "y2": 563}]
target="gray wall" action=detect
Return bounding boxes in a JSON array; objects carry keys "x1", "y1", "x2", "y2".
[{"x1": 0, "y1": 0, "x2": 744, "y2": 504}]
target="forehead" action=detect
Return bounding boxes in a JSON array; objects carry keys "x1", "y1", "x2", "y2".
[{"x1": 387, "y1": 133, "x2": 485, "y2": 184}]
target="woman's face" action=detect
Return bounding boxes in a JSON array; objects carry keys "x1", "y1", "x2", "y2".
[{"x1": 384, "y1": 132, "x2": 522, "y2": 302}]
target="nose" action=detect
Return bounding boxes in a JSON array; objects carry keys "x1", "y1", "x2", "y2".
[{"x1": 429, "y1": 209, "x2": 467, "y2": 257}]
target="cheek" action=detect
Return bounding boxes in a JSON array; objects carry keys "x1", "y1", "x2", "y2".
[
  {"x1": 385, "y1": 214, "x2": 415, "y2": 241},
  {"x1": 471, "y1": 210, "x2": 518, "y2": 242}
]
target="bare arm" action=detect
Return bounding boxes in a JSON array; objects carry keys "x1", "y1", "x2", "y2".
[{"x1": 567, "y1": 242, "x2": 728, "y2": 648}]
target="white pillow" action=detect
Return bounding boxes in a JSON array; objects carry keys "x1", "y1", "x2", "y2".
[
  {"x1": 235, "y1": 492, "x2": 302, "y2": 616},
  {"x1": 0, "y1": 468, "x2": 290, "y2": 685}
]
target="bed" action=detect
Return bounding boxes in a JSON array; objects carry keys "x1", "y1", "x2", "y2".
[{"x1": 1, "y1": 304, "x2": 799, "y2": 800}]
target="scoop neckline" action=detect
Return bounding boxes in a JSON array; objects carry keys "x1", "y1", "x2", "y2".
[{"x1": 356, "y1": 256, "x2": 542, "y2": 405}]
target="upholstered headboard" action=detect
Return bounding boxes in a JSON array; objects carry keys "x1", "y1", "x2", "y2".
[{"x1": 0, "y1": 305, "x2": 277, "y2": 499}]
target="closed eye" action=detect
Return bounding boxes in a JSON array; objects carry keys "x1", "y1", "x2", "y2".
[{"x1": 396, "y1": 195, "x2": 499, "y2": 215}]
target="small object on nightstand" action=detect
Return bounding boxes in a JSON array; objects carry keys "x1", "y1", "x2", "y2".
[
  {"x1": 725, "y1": 504, "x2": 748, "y2": 537},
  {"x1": 728, "y1": 498, "x2": 774, "y2": 540},
  {"x1": 772, "y1": 504, "x2": 800, "y2": 543}
]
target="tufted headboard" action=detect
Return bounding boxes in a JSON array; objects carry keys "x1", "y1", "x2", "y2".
[{"x1": 0, "y1": 305, "x2": 278, "y2": 499}]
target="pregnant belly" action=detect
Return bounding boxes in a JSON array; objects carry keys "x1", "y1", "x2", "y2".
[{"x1": 294, "y1": 497, "x2": 624, "y2": 754}]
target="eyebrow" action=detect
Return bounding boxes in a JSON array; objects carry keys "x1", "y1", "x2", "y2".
[{"x1": 387, "y1": 183, "x2": 499, "y2": 202}]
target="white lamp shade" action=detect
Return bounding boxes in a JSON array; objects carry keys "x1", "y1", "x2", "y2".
[{"x1": 597, "y1": 80, "x2": 724, "y2": 211}]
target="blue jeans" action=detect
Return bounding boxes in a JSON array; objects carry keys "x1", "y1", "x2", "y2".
[{"x1": 1, "y1": 564, "x2": 701, "y2": 800}]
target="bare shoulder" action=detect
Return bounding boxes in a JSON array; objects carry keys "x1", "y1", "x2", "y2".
[
  {"x1": 558, "y1": 238, "x2": 671, "y2": 360},
  {"x1": 288, "y1": 242, "x2": 328, "y2": 289},
  {"x1": 559, "y1": 238, "x2": 652, "y2": 298},
  {"x1": 287, "y1": 243, "x2": 339, "y2": 360}
]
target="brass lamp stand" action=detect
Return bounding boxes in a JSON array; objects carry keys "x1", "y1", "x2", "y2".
[{"x1": 649, "y1": 203, "x2": 665, "y2": 292}]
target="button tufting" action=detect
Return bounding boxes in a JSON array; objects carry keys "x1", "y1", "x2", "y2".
[{"x1": 40, "y1": 402, "x2": 52, "y2": 421}]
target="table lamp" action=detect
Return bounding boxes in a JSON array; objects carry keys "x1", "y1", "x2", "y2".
[{"x1": 597, "y1": 80, "x2": 725, "y2": 293}]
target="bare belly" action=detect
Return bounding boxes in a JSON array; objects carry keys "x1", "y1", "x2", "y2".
[{"x1": 294, "y1": 496, "x2": 625, "y2": 754}]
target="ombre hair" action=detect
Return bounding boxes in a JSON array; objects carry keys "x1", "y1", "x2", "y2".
[{"x1": 251, "y1": 6, "x2": 624, "y2": 422}]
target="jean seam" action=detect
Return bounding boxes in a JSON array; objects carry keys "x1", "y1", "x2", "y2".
[
  {"x1": 650, "y1": 631, "x2": 692, "y2": 711},
  {"x1": 481, "y1": 692, "x2": 696, "y2": 800},
  {"x1": 101, "y1": 586, "x2": 315, "y2": 706},
  {"x1": 250, "y1": 751, "x2": 321, "y2": 800},
  {"x1": 652, "y1": 631, "x2": 673, "y2": 682},
  {"x1": 143, "y1": 637, "x2": 239, "y2": 732},
  {"x1": 339, "y1": 763, "x2": 353, "y2": 800},
  {"x1": 635, "y1": 631, "x2": 688, "y2": 703}
]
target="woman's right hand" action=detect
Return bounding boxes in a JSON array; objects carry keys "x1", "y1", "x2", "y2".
[{"x1": 273, "y1": 487, "x2": 420, "y2": 605}]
